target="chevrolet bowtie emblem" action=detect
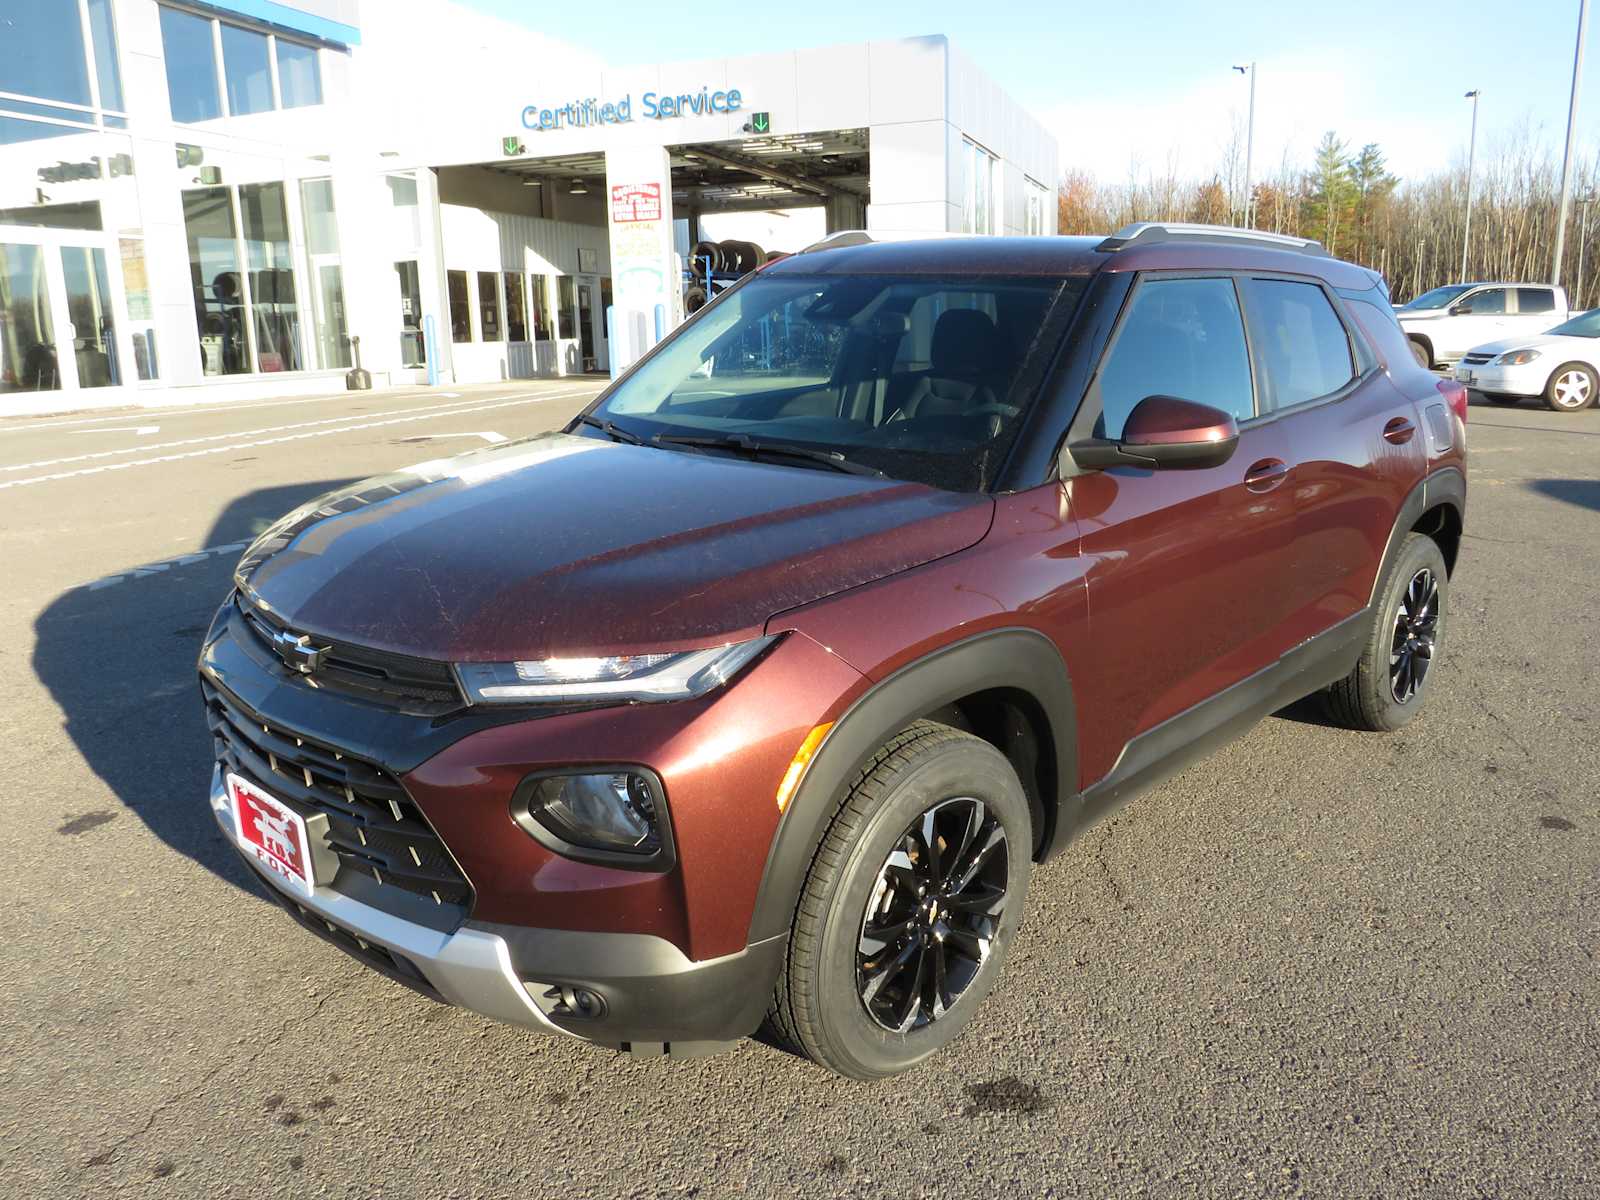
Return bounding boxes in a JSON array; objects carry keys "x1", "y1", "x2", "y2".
[{"x1": 271, "y1": 628, "x2": 329, "y2": 674}]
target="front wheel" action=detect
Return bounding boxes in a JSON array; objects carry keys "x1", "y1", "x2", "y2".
[
  {"x1": 767, "y1": 721, "x2": 1032, "y2": 1079},
  {"x1": 1409, "y1": 339, "x2": 1431, "y2": 369},
  {"x1": 1324, "y1": 533, "x2": 1448, "y2": 732},
  {"x1": 1545, "y1": 362, "x2": 1598, "y2": 411}
]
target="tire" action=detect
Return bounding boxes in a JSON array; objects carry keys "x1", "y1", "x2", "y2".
[
  {"x1": 766, "y1": 721, "x2": 1032, "y2": 1080},
  {"x1": 1324, "y1": 533, "x2": 1448, "y2": 732},
  {"x1": 1544, "y1": 362, "x2": 1597, "y2": 411},
  {"x1": 1408, "y1": 338, "x2": 1432, "y2": 369},
  {"x1": 1485, "y1": 393, "x2": 1522, "y2": 406}
]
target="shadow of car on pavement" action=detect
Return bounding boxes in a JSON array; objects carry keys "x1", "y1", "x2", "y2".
[{"x1": 33, "y1": 480, "x2": 355, "y2": 900}]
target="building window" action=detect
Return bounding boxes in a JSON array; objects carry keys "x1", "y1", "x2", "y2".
[
  {"x1": 158, "y1": 5, "x2": 324, "y2": 122},
  {"x1": 447, "y1": 271, "x2": 471, "y2": 342},
  {"x1": 962, "y1": 140, "x2": 999, "y2": 235},
  {"x1": 276, "y1": 41, "x2": 322, "y2": 108},
  {"x1": 1023, "y1": 178, "x2": 1049, "y2": 236},
  {"x1": 0, "y1": 0, "x2": 126, "y2": 115},
  {"x1": 182, "y1": 188, "x2": 247, "y2": 375},
  {"x1": 557, "y1": 276, "x2": 576, "y2": 339},
  {"x1": 159, "y1": 8, "x2": 221, "y2": 122},
  {"x1": 181, "y1": 183, "x2": 313, "y2": 377},
  {"x1": 530, "y1": 274, "x2": 553, "y2": 340},
  {"x1": 119, "y1": 237, "x2": 159, "y2": 380},
  {"x1": 86, "y1": 0, "x2": 125, "y2": 112},
  {"x1": 477, "y1": 272, "x2": 502, "y2": 341},
  {"x1": 221, "y1": 25, "x2": 273, "y2": 117},
  {"x1": 504, "y1": 273, "x2": 527, "y2": 342},
  {"x1": 300, "y1": 179, "x2": 350, "y2": 369}
]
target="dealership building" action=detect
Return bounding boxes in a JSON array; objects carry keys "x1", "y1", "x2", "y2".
[{"x1": 0, "y1": 0, "x2": 1059, "y2": 414}]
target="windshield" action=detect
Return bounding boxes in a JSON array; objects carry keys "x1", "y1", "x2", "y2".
[
  {"x1": 1401, "y1": 285, "x2": 1473, "y2": 311},
  {"x1": 1547, "y1": 309, "x2": 1600, "y2": 337},
  {"x1": 586, "y1": 272, "x2": 1080, "y2": 492}
]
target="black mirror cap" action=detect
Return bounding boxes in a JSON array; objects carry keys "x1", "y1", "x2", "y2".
[
  {"x1": 1066, "y1": 394, "x2": 1241, "y2": 473},
  {"x1": 1448, "y1": 302, "x2": 1470, "y2": 315}
]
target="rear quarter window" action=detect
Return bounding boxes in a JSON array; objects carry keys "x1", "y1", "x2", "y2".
[{"x1": 1516, "y1": 287, "x2": 1556, "y2": 314}]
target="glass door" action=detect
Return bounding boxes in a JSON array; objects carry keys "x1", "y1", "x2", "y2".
[
  {"x1": 59, "y1": 246, "x2": 121, "y2": 388},
  {"x1": 577, "y1": 279, "x2": 597, "y2": 372},
  {"x1": 1, "y1": 234, "x2": 132, "y2": 403},
  {"x1": 395, "y1": 259, "x2": 424, "y2": 367},
  {"x1": 0, "y1": 242, "x2": 63, "y2": 395}
]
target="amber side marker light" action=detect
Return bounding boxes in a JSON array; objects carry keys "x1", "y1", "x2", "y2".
[{"x1": 776, "y1": 723, "x2": 833, "y2": 812}]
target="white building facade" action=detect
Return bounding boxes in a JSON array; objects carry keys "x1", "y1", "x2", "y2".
[{"x1": 0, "y1": 0, "x2": 1058, "y2": 415}]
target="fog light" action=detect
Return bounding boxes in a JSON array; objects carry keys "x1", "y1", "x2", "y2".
[{"x1": 515, "y1": 769, "x2": 668, "y2": 863}]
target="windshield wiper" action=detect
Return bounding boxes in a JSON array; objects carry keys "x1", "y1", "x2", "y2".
[
  {"x1": 576, "y1": 414, "x2": 644, "y2": 445},
  {"x1": 653, "y1": 432, "x2": 885, "y2": 477}
]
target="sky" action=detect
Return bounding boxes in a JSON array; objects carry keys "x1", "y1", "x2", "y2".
[{"x1": 461, "y1": 0, "x2": 1599, "y2": 186}]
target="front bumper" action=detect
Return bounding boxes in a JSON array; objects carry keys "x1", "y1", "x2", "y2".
[
  {"x1": 1454, "y1": 359, "x2": 1547, "y2": 397},
  {"x1": 211, "y1": 766, "x2": 782, "y2": 1053}
]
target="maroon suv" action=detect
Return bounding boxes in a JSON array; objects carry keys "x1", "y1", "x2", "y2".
[{"x1": 199, "y1": 224, "x2": 1467, "y2": 1079}]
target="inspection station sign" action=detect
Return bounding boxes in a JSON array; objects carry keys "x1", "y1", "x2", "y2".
[{"x1": 521, "y1": 86, "x2": 743, "y2": 131}]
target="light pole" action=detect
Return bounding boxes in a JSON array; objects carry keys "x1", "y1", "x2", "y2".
[
  {"x1": 1576, "y1": 194, "x2": 1596, "y2": 309},
  {"x1": 1553, "y1": 0, "x2": 1591, "y2": 285},
  {"x1": 1461, "y1": 89, "x2": 1481, "y2": 282},
  {"x1": 1232, "y1": 62, "x2": 1256, "y2": 227}
]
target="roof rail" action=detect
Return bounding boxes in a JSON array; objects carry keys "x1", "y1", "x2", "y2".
[
  {"x1": 797, "y1": 229, "x2": 965, "y2": 254},
  {"x1": 1095, "y1": 222, "x2": 1329, "y2": 257}
]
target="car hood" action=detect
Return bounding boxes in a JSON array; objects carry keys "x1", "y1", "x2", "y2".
[
  {"x1": 240, "y1": 432, "x2": 994, "y2": 661},
  {"x1": 1467, "y1": 332, "x2": 1591, "y2": 356}
]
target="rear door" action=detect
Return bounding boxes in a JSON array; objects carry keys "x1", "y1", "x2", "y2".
[
  {"x1": 1063, "y1": 273, "x2": 1299, "y2": 782},
  {"x1": 1239, "y1": 275, "x2": 1428, "y2": 642},
  {"x1": 1512, "y1": 286, "x2": 1561, "y2": 335}
]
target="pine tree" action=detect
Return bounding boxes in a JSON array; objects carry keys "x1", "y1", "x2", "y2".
[{"x1": 1305, "y1": 132, "x2": 1357, "y2": 255}]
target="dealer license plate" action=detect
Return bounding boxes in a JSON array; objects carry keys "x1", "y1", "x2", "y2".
[{"x1": 229, "y1": 772, "x2": 315, "y2": 899}]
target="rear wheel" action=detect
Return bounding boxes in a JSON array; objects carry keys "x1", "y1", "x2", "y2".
[
  {"x1": 767, "y1": 721, "x2": 1032, "y2": 1080},
  {"x1": 1324, "y1": 533, "x2": 1447, "y2": 732},
  {"x1": 1545, "y1": 362, "x2": 1597, "y2": 411}
]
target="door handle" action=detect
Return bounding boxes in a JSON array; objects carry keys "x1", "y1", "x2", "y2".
[
  {"x1": 1383, "y1": 417, "x2": 1416, "y2": 445},
  {"x1": 1243, "y1": 457, "x2": 1290, "y2": 493}
]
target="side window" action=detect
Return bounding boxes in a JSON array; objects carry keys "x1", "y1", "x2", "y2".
[
  {"x1": 1242, "y1": 279, "x2": 1355, "y2": 410},
  {"x1": 1516, "y1": 287, "x2": 1556, "y2": 315},
  {"x1": 1096, "y1": 277, "x2": 1254, "y2": 438},
  {"x1": 1460, "y1": 287, "x2": 1506, "y2": 314}
]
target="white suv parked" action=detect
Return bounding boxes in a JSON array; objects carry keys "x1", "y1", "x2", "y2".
[{"x1": 1396, "y1": 283, "x2": 1568, "y2": 368}]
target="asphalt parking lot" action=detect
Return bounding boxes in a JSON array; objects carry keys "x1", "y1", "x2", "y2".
[{"x1": 0, "y1": 380, "x2": 1595, "y2": 1198}]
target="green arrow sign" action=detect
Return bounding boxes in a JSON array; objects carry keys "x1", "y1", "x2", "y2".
[
  {"x1": 503, "y1": 136, "x2": 524, "y2": 156},
  {"x1": 749, "y1": 111, "x2": 770, "y2": 134}
]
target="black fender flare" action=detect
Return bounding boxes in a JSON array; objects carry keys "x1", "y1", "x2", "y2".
[
  {"x1": 745, "y1": 627, "x2": 1078, "y2": 945},
  {"x1": 1369, "y1": 467, "x2": 1466, "y2": 608}
]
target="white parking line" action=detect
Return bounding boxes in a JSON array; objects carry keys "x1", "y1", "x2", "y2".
[
  {"x1": 84, "y1": 541, "x2": 248, "y2": 590},
  {"x1": 0, "y1": 388, "x2": 599, "y2": 492},
  {"x1": 0, "y1": 388, "x2": 476, "y2": 434},
  {"x1": 398, "y1": 430, "x2": 508, "y2": 444},
  {"x1": 72, "y1": 425, "x2": 160, "y2": 437}
]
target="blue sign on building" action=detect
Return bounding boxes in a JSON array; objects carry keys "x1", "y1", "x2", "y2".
[{"x1": 521, "y1": 88, "x2": 742, "y2": 131}]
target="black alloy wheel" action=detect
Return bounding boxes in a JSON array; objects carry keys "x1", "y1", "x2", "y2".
[
  {"x1": 1389, "y1": 567, "x2": 1439, "y2": 704},
  {"x1": 856, "y1": 797, "x2": 1009, "y2": 1033}
]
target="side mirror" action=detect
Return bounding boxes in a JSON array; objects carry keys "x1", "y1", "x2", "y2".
[
  {"x1": 1067, "y1": 395, "x2": 1241, "y2": 472},
  {"x1": 1448, "y1": 302, "x2": 1471, "y2": 315}
]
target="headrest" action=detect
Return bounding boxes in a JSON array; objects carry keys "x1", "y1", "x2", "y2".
[{"x1": 930, "y1": 309, "x2": 1003, "y2": 376}]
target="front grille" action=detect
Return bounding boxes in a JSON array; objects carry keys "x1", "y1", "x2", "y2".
[
  {"x1": 1461, "y1": 352, "x2": 1495, "y2": 365},
  {"x1": 237, "y1": 595, "x2": 464, "y2": 713},
  {"x1": 205, "y1": 679, "x2": 472, "y2": 913}
]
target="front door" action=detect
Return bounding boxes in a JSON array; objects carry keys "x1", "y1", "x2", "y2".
[
  {"x1": 1, "y1": 232, "x2": 133, "y2": 407},
  {"x1": 1061, "y1": 273, "x2": 1298, "y2": 784},
  {"x1": 1437, "y1": 285, "x2": 1511, "y2": 358}
]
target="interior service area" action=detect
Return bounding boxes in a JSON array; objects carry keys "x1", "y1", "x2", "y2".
[{"x1": 0, "y1": 0, "x2": 1058, "y2": 415}]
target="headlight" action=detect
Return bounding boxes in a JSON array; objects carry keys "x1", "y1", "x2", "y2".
[
  {"x1": 454, "y1": 635, "x2": 778, "y2": 704},
  {"x1": 515, "y1": 770, "x2": 667, "y2": 859},
  {"x1": 1494, "y1": 348, "x2": 1542, "y2": 365}
]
